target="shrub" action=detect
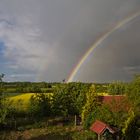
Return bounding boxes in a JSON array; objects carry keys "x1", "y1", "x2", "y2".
[{"x1": 28, "y1": 93, "x2": 52, "y2": 119}]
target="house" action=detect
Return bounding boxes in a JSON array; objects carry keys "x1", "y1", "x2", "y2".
[{"x1": 90, "y1": 120, "x2": 119, "y2": 140}]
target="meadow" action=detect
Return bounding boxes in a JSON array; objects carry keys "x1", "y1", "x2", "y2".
[{"x1": 8, "y1": 93, "x2": 35, "y2": 111}]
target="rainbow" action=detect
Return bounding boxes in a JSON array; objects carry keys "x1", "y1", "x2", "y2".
[{"x1": 67, "y1": 11, "x2": 140, "y2": 82}]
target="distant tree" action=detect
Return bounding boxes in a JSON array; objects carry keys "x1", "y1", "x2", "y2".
[
  {"x1": 15, "y1": 87, "x2": 24, "y2": 93},
  {"x1": 95, "y1": 83, "x2": 108, "y2": 93},
  {"x1": 107, "y1": 81, "x2": 126, "y2": 95},
  {"x1": 0, "y1": 73, "x2": 4, "y2": 82},
  {"x1": 48, "y1": 84, "x2": 52, "y2": 88},
  {"x1": 62, "y1": 79, "x2": 65, "y2": 83}
]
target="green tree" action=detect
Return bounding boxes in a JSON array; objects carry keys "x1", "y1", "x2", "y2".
[
  {"x1": 28, "y1": 93, "x2": 52, "y2": 119},
  {"x1": 127, "y1": 75, "x2": 140, "y2": 111},
  {"x1": 81, "y1": 85, "x2": 98, "y2": 124},
  {"x1": 107, "y1": 81, "x2": 126, "y2": 95},
  {"x1": 52, "y1": 83, "x2": 90, "y2": 116},
  {"x1": 52, "y1": 84, "x2": 77, "y2": 116},
  {"x1": 123, "y1": 75, "x2": 140, "y2": 139},
  {"x1": 124, "y1": 112, "x2": 140, "y2": 140}
]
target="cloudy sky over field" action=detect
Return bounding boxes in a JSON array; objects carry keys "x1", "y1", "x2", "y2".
[{"x1": 0, "y1": 0, "x2": 140, "y2": 82}]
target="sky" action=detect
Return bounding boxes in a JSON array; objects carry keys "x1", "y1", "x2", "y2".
[{"x1": 0, "y1": 0, "x2": 140, "y2": 82}]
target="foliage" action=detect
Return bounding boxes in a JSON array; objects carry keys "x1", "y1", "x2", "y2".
[
  {"x1": 95, "y1": 83, "x2": 108, "y2": 93},
  {"x1": 86, "y1": 99, "x2": 138, "y2": 139},
  {"x1": 84, "y1": 96, "x2": 129, "y2": 130},
  {"x1": 0, "y1": 98, "x2": 8, "y2": 125},
  {"x1": 52, "y1": 83, "x2": 90, "y2": 116},
  {"x1": 107, "y1": 81, "x2": 126, "y2": 95},
  {"x1": 0, "y1": 81, "x2": 54, "y2": 93},
  {"x1": 122, "y1": 110, "x2": 135, "y2": 134},
  {"x1": 124, "y1": 112, "x2": 140, "y2": 140},
  {"x1": 72, "y1": 130, "x2": 96, "y2": 140},
  {"x1": 81, "y1": 85, "x2": 98, "y2": 124},
  {"x1": 123, "y1": 75, "x2": 140, "y2": 139},
  {"x1": 127, "y1": 75, "x2": 140, "y2": 110},
  {"x1": 73, "y1": 83, "x2": 91, "y2": 114},
  {"x1": 8, "y1": 93, "x2": 53, "y2": 111},
  {"x1": 52, "y1": 84, "x2": 77, "y2": 116},
  {"x1": 28, "y1": 93, "x2": 52, "y2": 118}
]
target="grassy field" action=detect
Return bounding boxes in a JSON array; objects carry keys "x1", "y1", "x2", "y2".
[
  {"x1": 8, "y1": 93, "x2": 35, "y2": 110},
  {"x1": 8, "y1": 93, "x2": 53, "y2": 111}
]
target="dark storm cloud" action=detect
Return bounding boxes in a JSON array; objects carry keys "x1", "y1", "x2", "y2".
[
  {"x1": 0, "y1": 0, "x2": 139, "y2": 81},
  {"x1": 38, "y1": 0, "x2": 140, "y2": 82}
]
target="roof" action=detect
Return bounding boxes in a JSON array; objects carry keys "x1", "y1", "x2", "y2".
[
  {"x1": 90, "y1": 120, "x2": 107, "y2": 135},
  {"x1": 90, "y1": 120, "x2": 115, "y2": 135},
  {"x1": 98, "y1": 95, "x2": 129, "y2": 111},
  {"x1": 98, "y1": 95, "x2": 125, "y2": 104}
]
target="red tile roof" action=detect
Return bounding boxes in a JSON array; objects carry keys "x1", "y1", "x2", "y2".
[
  {"x1": 98, "y1": 95, "x2": 130, "y2": 111},
  {"x1": 90, "y1": 120, "x2": 107, "y2": 134},
  {"x1": 90, "y1": 120, "x2": 115, "y2": 135},
  {"x1": 98, "y1": 95, "x2": 125, "y2": 104}
]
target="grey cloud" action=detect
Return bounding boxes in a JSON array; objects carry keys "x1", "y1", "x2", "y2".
[
  {"x1": 123, "y1": 66, "x2": 140, "y2": 74},
  {"x1": 0, "y1": 0, "x2": 139, "y2": 82},
  {"x1": 75, "y1": 15, "x2": 140, "y2": 82}
]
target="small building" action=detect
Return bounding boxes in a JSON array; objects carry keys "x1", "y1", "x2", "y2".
[{"x1": 90, "y1": 120, "x2": 119, "y2": 140}]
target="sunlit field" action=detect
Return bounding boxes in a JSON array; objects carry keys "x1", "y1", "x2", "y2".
[{"x1": 8, "y1": 93, "x2": 53, "y2": 111}]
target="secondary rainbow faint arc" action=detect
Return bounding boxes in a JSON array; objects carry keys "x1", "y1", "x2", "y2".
[{"x1": 67, "y1": 11, "x2": 140, "y2": 82}]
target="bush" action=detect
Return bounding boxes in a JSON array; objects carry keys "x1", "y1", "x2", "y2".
[{"x1": 28, "y1": 93, "x2": 52, "y2": 119}]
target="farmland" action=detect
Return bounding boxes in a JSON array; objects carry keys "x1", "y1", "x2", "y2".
[
  {"x1": 8, "y1": 93, "x2": 53, "y2": 111},
  {"x1": 9, "y1": 93, "x2": 35, "y2": 110}
]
